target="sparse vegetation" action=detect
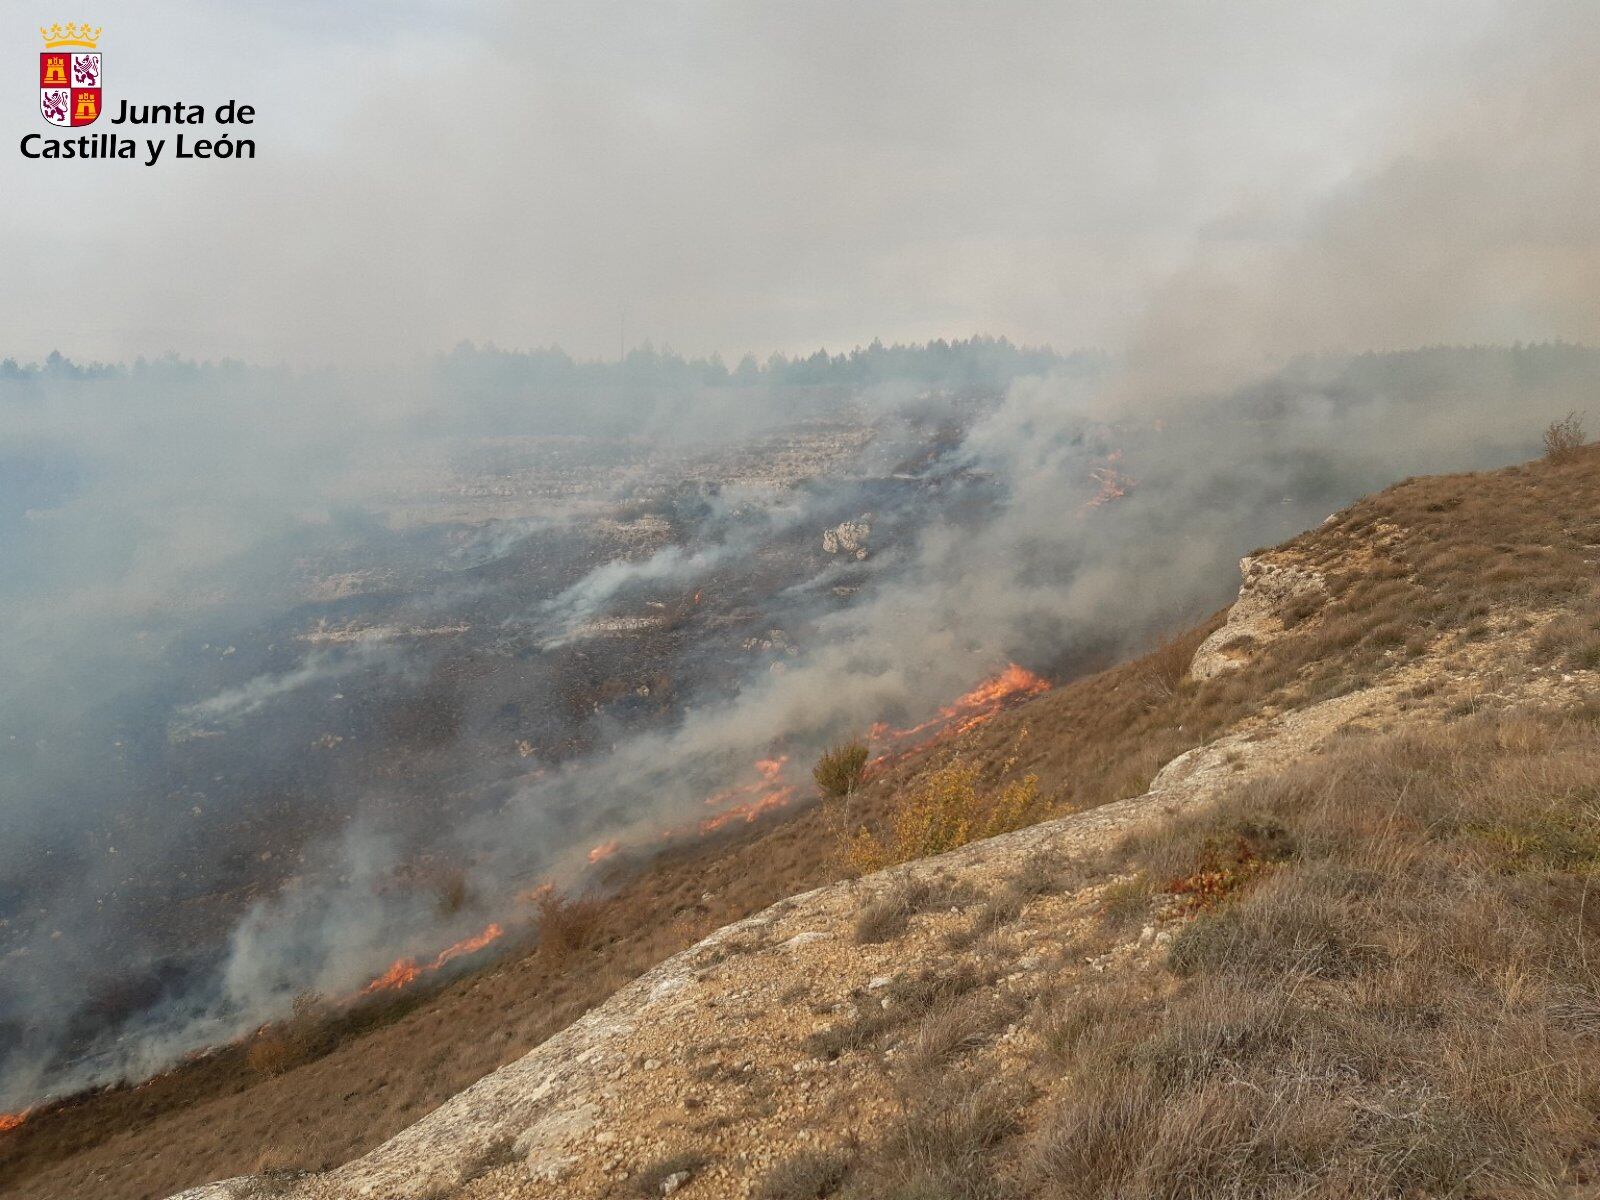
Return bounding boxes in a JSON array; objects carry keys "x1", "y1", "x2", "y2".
[
  {"x1": 618, "y1": 1151, "x2": 707, "y2": 1197},
  {"x1": 853, "y1": 876, "x2": 962, "y2": 944},
  {"x1": 1544, "y1": 410, "x2": 1586, "y2": 460},
  {"x1": 756, "y1": 1148, "x2": 852, "y2": 1199}
]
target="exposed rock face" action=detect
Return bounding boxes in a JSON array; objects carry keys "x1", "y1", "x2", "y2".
[
  {"x1": 1190, "y1": 554, "x2": 1327, "y2": 681},
  {"x1": 821, "y1": 520, "x2": 870, "y2": 559}
]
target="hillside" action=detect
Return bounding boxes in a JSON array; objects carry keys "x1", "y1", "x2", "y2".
[{"x1": 15, "y1": 441, "x2": 1600, "y2": 1199}]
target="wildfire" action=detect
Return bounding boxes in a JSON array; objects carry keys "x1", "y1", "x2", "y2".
[
  {"x1": 357, "y1": 921, "x2": 505, "y2": 997},
  {"x1": 872, "y1": 663, "x2": 1051, "y2": 758},
  {"x1": 587, "y1": 838, "x2": 622, "y2": 864},
  {"x1": 1086, "y1": 450, "x2": 1135, "y2": 507},
  {"x1": 0, "y1": 1110, "x2": 27, "y2": 1134},
  {"x1": 698, "y1": 754, "x2": 798, "y2": 834}
]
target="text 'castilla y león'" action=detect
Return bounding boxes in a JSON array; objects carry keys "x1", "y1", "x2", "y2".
[{"x1": 22, "y1": 101, "x2": 258, "y2": 165}]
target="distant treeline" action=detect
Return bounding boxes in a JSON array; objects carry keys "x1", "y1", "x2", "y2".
[
  {"x1": 0, "y1": 336, "x2": 1087, "y2": 390},
  {"x1": 436, "y1": 335, "x2": 1089, "y2": 391}
]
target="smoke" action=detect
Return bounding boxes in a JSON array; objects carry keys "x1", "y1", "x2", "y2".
[{"x1": 7, "y1": 0, "x2": 1600, "y2": 1113}]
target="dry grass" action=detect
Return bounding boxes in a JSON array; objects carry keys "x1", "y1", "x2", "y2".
[
  {"x1": 838, "y1": 1073, "x2": 1027, "y2": 1200},
  {"x1": 853, "y1": 876, "x2": 964, "y2": 944},
  {"x1": 825, "y1": 703, "x2": 1600, "y2": 1197},
  {"x1": 1018, "y1": 711, "x2": 1600, "y2": 1198},
  {"x1": 756, "y1": 1148, "x2": 852, "y2": 1199},
  {"x1": 23, "y1": 446, "x2": 1600, "y2": 1200}
]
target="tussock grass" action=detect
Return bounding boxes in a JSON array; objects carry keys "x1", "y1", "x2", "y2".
[
  {"x1": 756, "y1": 1148, "x2": 852, "y2": 1199},
  {"x1": 1018, "y1": 711, "x2": 1600, "y2": 1198},
  {"x1": 853, "y1": 876, "x2": 966, "y2": 944}
]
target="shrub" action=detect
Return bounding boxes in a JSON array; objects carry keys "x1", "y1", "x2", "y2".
[
  {"x1": 845, "y1": 759, "x2": 1042, "y2": 872},
  {"x1": 245, "y1": 991, "x2": 331, "y2": 1077},
  {"x1": 1543, "y1": 411, "x2": 1585, "y2": 461},
  {"x1": 534, "y1": 890, "x2": 602, "y2": 969},
  {"x1": 814, "y1": 741, "x2": 869, "y2": 799},
  {"x1": 757, "y1": 1148, "x2": 851, "y2": 1199}
]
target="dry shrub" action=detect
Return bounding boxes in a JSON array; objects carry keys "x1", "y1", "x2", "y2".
[
  {"x1": 1544, "y1": 411, "x2": 1586, "y2": 461},
  {"x1": 852, "y1": 875, "x2": 959, "y2": 944},
  {"x1": 756, "y1": 1148, "x2": 851, "y2": 1199},
  {"x1": 814, "y1": 741, "x2": 869, "y2": 799},
  {"x1": 432, "y1": 867, "x2": 471, "y2": 918},
  {"x1": 245, "y1": 992, "x2": 332, "y2": 1078},
  {"x1": 1133, "y1": 633, "x2": 1195, "y2": 704},
  {"x1": 845, "y1": 759, "x2": 1041, "y2": 873},
  {"x1": 534, "y1": 890, "x2": 602, "y2": 969}
]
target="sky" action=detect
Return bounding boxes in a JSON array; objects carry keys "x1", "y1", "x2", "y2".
[{"x1": 3, "y1": 0, "x2": 1595, "y2": 366}]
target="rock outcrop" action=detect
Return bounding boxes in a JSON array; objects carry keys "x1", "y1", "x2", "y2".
[
  {"x1": 1189, "y1": 554, "x2": 1326, "y2": 680},
  {"x1": 821, "y1": 520, "x2": 870, "y2": 559}
]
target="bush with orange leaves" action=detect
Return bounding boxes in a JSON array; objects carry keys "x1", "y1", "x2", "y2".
[{"x1": 843, "y1": 757, "x2": 1041, "y2": 874}]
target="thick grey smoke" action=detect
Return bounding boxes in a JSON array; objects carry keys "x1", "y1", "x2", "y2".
[{"x1": 7, "y1": 0, "x2": 1600, "y2": 1113}]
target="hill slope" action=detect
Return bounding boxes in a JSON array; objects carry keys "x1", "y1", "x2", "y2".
[
  {"x1": 168, "y1": 444, "x2": 1600, "y2": 1196},
  {"x1": 22, "y1": 443, "x2": 1600, "y2": 1200}
]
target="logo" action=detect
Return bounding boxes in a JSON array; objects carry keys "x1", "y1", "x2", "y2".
[{"x1": 39, "y1": 23, "x2": 101, "y2": 128}]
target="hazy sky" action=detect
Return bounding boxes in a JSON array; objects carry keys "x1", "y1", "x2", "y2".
[{"x1": 8, "y1": 0, "x2": 1593, "y2": 366}]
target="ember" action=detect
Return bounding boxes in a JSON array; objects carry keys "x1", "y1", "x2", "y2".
[{"x1": 0, "y1": 1109, "x2": 27, "y2": 1133}]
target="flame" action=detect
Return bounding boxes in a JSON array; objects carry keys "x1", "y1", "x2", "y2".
[
  {"x1": 587, "y1": 838, "x2": 621, "y2": 864},
  {"x1": 1086, "y1": 450, "x2": 1135, "y2": 507},
  {"x1": 0, "y1": 1109, "x2": 28, "y2": 1134},
  {"x1": 357, "y1": 921, "x2": 505, "y2": 996},
  {"x1": 697, "y1": 754, "x2": 797, "y2": 833},
  {"x1": 871, "y1": 663, "x2": 1050, "y2": 759}
]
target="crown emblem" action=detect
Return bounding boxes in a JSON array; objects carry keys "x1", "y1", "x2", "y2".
[{"x1": 40, "y1": 22, "x2": 101, "y2": 49}]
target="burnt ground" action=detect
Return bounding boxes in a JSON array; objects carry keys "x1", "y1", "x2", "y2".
[{"x1": 1, "y1": 408, "x2": 1004, "y2": 1109}]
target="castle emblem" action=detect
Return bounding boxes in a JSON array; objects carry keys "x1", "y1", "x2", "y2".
[{"x1": 40, "y1": 23, "x2": 102, "y2": 128}]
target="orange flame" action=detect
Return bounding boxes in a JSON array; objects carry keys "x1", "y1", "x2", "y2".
[
  {"x1": 358, "y1": 921, "x2": 505, "y2": 996},
  {"x1": 0, "y1": 1110, "x2": 28, "y2": 1134},
  {"x1": 587, "y1": 838, "x2": 621, "y2": 864},
  {"x1": 871, "y1": 663, "x2": 1050, "y2": 759},
  {"x1": 1086, "y1": 450, "x2": 1134, "y2": 507},
  {"x1": 697, "y1": 754, "x2": 797, "y2": 833}
]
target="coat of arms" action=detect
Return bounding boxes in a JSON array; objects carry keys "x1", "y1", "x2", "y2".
[{"x1": 40, "y1": 23, "x2": 102, "y2": 128}]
